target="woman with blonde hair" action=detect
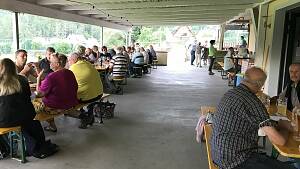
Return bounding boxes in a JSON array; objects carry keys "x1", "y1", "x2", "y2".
[{"x1": 0, "y1": 58, "x2": 58, "y2": 158}]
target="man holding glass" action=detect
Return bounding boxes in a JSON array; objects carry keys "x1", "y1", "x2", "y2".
[{"x1": 279, "y1": 63, "x2": 300, "y2": 169}]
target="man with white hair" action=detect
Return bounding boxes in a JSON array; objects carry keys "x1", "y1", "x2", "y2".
[
  {"x1": 129, "y1": 47, "x2": 144, "y2": 76},
  {"x1": 68, "y1": 53, "x2": 103, "y2": 128}
]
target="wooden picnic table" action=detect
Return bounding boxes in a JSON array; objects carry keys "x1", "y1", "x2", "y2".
[{"x1": 267, "y1": 105, "x2": 300, "y2": 158}]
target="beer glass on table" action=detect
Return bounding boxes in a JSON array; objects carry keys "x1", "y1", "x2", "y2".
[
  {"x1": 277, "y1": 97, "x2": 287, "y2": 116},
  {"x1": 292, "y1": 107, "x2": 300, "y2": 141}
]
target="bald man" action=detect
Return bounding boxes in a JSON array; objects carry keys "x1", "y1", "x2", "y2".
[
  {"x1": 211, "y1": 67, "x2": 294, "y2": 169},
  {"x1": 279, "y1": 63, "x2": 300, "y2": 112}
]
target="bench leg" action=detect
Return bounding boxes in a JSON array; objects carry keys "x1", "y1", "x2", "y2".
[
  {"x1": 271, "y1": 146, "x2": 279, "y2": 159},
  {"x1": 19, "y1": 131, "x2": 26, "y2": 163},
  {"x1": 9, "y1": 131, "x2": 27, "y2": 163},
  {"x1": 9, "y1": 133, "x2": 13, "y2": 158}
]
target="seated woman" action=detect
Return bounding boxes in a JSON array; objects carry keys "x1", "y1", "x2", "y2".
[
  {"x1": 0, "y1": 58, "x2": 57, "y2": 158},
  {"x1": 224, "y1": 47, "x2": 236, "y2": 84},
  {"x1": 36, "y1": 53, "x2": 78, "y2": 132}
]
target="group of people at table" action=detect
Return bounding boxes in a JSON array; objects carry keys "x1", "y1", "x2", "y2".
[
  {"x1": 211, "y1": 63, "x2": 300, "y2": 169},
  {"x1": 0, "y1": 43, "x2": 157, "y2": 159},
  {"x1": 191, "y1": 36, "x2": 248, "y2": 80}
]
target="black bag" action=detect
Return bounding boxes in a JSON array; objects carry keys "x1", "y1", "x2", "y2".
[
  {"x1": 95, "y1": 101, "x2": 115, "y2": 119},
  {"x1": 0, "y1": 135, "x2": 9, "y2": 159},
  {"x1": 32, "y1": 140, "x2": 58, "y2": 159},
  {"x1": 103, "y1": 101, "x2": 115, "y2": 119}
]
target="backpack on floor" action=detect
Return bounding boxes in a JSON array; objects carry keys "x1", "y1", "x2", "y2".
[{"x1": 94, "y1": 101, "x2": 116, "y2": 119}]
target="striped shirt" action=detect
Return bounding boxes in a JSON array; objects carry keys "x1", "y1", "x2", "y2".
[
  {"x1": 211, "y1": 84, "x2": 276, "y2": 169},
  {"x1": 110, "y1": 53, "x2": 128, "y2": 77}
]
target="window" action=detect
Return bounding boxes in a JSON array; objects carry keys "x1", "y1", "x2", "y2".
[
  {"x1": 0, "y1": 9, "x2": 14, "y2": 60},
  {"x1": 19, "y1": 13, "x2": 102, "y2": 62},
  {"x1": 103, "y1": 27, "x2": 126, "y2": 48}
]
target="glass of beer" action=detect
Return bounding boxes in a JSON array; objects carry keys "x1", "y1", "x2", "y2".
[
  {"x1": 292, "y1": 108, "x2": 300, "y2": 141},
  {"x1": 277, "y1": 97, "x2": 287, "y2": 116}
]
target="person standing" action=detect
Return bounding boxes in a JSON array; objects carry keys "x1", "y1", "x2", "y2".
[
  {"x1": 208, "y1": 40, "x2": 217, "y2": 75},
  {"x1": 240, "y1": 36, "x2": 247, "y2": 48},
  {"x1": 195, "y1": 42, "x2": 203, "y2": 67},
  {"x1": 190, "y1": 40, "x2": 197, "y2": 65}
]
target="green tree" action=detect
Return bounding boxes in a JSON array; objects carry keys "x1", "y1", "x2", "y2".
[
  {"x1": 51, "y1": 42, "x2": 72, "y2": 54},
  {"x1": 131, "y1": 26, "x2": 141, "y2": 44}
]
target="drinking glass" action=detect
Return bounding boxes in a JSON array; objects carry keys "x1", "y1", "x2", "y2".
[
  {"x1": 277, "y1": 97, "x2": 287, "y2": 116},
  {"x1": 292, "y1": 109, "x2": 300, "y2": 141}
]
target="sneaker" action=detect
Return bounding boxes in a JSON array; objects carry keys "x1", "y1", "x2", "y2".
[{"x1": 208, "y1": 72, "x2": 215, "y2": 75}]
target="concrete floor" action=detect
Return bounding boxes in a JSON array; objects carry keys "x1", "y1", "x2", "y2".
[{"x1": 2, "y1": 64, "x2": 232, "y2": 169}]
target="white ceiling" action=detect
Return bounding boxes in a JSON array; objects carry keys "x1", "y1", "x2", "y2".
[{"x1": 4, "y1": 0, "x2": 265, "y2": 28}]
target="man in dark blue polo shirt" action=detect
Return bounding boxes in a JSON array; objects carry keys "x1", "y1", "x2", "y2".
[{"x1": 38, "y1": 47, "x2": 55, "y2": 76}]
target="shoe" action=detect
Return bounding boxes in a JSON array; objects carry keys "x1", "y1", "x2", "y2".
[
  {"x1": 44, "y1": 126, "x2": 57, "y2": 132},
  {"x1": 208, "y1": 72, "x2": 215, "y2": 75},
  {"x1": 79, "y1": 121, "x2": 88, "y2": 129}
]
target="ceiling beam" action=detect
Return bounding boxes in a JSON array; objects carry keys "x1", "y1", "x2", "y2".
[
  {"x1": 77, "y1": 0, "x2": 263, "y2": 4},
  {"x1": 107, "y1": 5, "x2": 251, "y2": 14},
  {"x1": 62, "y1": 4, "x2": 91, "y2": 11},
  {"x1": 124, "y1": 13, "x2": 240, "y2": 19},
  {"x1": 78, "y1": 9, "x2": 106, "y2": 15},
  {"x1": 133, "y1": 21, "x2": 223, "y2": 26},
  {"x1": 0, "y1": 0, "x2": 130, "y2": 30},
  {"x1": 90, "y1": 0, "x2": 263, "y2": 10},
  {"x1": 37, "y1": 0, "x2": 77, "y2": 5}
]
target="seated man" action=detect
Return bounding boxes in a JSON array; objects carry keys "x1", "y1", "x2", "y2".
[
  {"x1": 279, "y1": 63, "x2": 300, "y2": 112},
  {"x1": 211, "y1": 67, "x2": 294, "y2": 169},
  {"x1": 100, "y1": 46, "x2": 112, "y2": 61},
  {"x1": 224, "y1": 47, "x2": 236, "y2": 83},
  {"x1": 38, "y1": 47, "x2": 55, "y2": 77},
  {"x1": 106, "y1": 46, "x2": 128, "y2": 93},
  {"x1": 15, "y1": 49, "x2": 40, "y2": 79},
  {"x1": 85, "y1": 48, "x2": 97, "y2": 63},
  {"x1": 68, "y1": 53, "x2": 103, "y2": 128},
  {"x1": 129, "y1": 47, "x2": 144, "y2": 76},
  {"x1": 278, "y1": 63, "x2": 300, "y2": 169},
  {"x1": 36, "y1": 53, "x2": 79, "y2": 132}
]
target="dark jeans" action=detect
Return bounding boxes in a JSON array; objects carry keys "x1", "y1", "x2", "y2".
[
  {"x1": 79, "y1": 95, "x2": 103, "y2": 118},
  {"x1": 191, "y1": 51, "x2": 195, "y2": 65},
  {"x1": 22, "y1": 120, "x2": 46, "y2": 152},
  {"x1": 233, "y1": 153, "x2": 296, "y2": 169},
  {"x1": 128, "y1": 63, "x2": 143, "y2": 75},
  {"x1": 208, "y1": 57, "x2": 215, "y2": 72},
  {"x1": 79, "y1": 95, "x2": 102, "y2": 104}
]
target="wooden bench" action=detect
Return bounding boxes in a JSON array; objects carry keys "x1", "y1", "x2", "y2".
[
  {"x1": 199, "y1": 106, "x2": 218, "y2": 169},
  {"x1": 35, "y1": 93, "x2": 111, "y2": 122},
  {"x1": 0, "y1": 126, "x2": 26, "y2": 163},
  {"x1": 204, "y1": 124, "x2": 218, "y2": 169},
  {"x1": 112, "y1": 77, "x2": 126, "y2": 95},
  {"x1": 217, "y1": 62, "x2": 228, "y2": 80}
]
